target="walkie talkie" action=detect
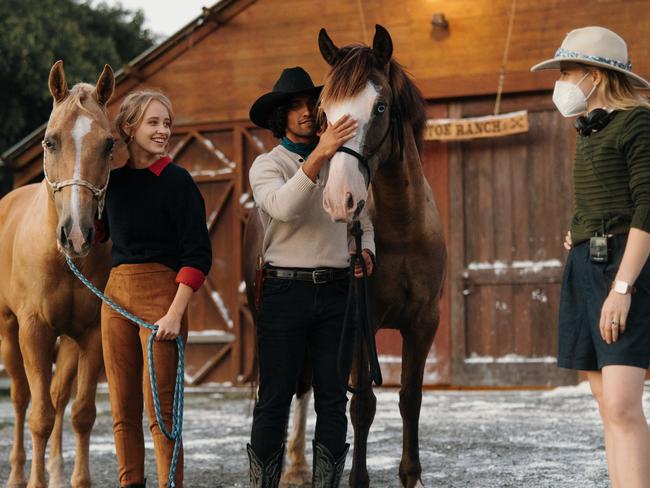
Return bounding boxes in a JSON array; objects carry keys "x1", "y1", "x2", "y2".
[{"x1": 589, "y1": 219, "x2": 610, "y2": 263}]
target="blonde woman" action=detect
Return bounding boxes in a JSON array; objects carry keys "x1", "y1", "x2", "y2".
[
  {"x1": 532, "y1": 27, "x2": 650, "y2": 488},
  {"x1": 102, "y1": 90, "x2": 211, "y2": 488}
]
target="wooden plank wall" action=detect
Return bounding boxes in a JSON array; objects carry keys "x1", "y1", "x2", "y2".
[{"x1": 114, "y1": 0, "x2": 650, "y2": 127}]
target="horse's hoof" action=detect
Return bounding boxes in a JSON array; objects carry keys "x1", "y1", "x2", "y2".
[
  {"x1": 280, "y1": 466, "x2": 312, "y2": 487},
  {"x1": 70, "y1": 476, "x2": 92, "y2": 488},
  {"x1": 25, "y1": 482, "x2": 47, "y2": 488},
  {"x1": 5, "y1": 482, "x2": 27, "y2": 488},
  {"x1": 401, "y1": 478, "x2": 424, "y2": 488},
  {"x1": 46, "y1": 455, "x2": 66, "y2": 488}
]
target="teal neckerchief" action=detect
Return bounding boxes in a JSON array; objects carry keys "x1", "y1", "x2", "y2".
[{"x1": 281, "y1": 136, "x2": 317, "y2": 160}]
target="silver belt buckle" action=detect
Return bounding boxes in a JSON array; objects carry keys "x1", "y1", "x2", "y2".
[{"x1": 312, "y1": 269, "x2": 329, "y2": 284}]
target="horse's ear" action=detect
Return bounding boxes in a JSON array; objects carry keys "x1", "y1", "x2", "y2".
[
  {"x1": 319, "y1": 28, "x2": 339, "y2": 66},
  {"x1": 48, "y1": 60, "x2": 68, "y2": 103},
  {"x1": 372, "y1": 24, "x2": 393, "y2": 67},
  {"x1": 95, "y1": 64, "x2": 115, "y2": 106}
]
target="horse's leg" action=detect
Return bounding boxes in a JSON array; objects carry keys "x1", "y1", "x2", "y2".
[
  {"x1": 398, "y1": 308, "x2": 439, "y2": 488},
  {"x1": 18, "y1": 314, "x2": 57, "y2": 488},
  {"x1": 1, "y1": 317, "x2": 30, "y2": 488},
  {"x1": 280, "y1": 390, "x2": 312, "y2": 487},
  {"x1": 281, "y1": 351, "x2": 312, "y2": 487},
  {"x1": 69, "y1": 325, "x2": 102, "y2": 488},
  {"x1": 349, "y1": 341, "x2": 375, "y2": 488},
  {"x1": 47, "y1": 336, "x2": 79, "y2": 488}
]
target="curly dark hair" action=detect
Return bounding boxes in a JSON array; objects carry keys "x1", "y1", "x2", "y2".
[{"x1": 268, "y1": 103, "x2": 289, "y2": 139}]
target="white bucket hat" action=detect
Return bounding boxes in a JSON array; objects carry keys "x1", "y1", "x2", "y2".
[{"x1": 531, "y1": 26, "x2": 650, "y2": 88}]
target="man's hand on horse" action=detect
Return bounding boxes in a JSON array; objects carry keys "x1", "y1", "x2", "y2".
[
  {"x1": 154, "y1": 312, "x2": 182, "y2": 341},
  {"x1": 352, "y1": 249, "x2": 374, "y2": 278},
  {"x1": 315, "y1": 114, "x2": 358, "y2": 160}
]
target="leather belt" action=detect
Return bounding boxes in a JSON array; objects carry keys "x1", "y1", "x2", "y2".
[{"x1": 264, "y1": 267, "x2": 349, "y2": 284}]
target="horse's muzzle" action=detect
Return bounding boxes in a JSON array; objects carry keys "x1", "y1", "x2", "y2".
[{"x1": 58, "y1": 219, "x2": 93, "y2": 257}]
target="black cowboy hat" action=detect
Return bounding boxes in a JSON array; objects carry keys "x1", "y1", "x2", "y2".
[{"x1": 249, "y1": 67, "x2": 323, "y2": 129}]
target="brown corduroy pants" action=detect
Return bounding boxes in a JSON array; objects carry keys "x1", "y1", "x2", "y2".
[{"x1": 101, "y1": 263, "x2": 188, "y2": 488}]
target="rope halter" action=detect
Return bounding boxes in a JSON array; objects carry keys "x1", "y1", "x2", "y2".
[{"x1": 42, "y1": 139, "x2": 112, "y2": 219}]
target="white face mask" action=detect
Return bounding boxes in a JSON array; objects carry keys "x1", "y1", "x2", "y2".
[{"x1": 552, "y1": 72, "x2": 596, "y2": 117}]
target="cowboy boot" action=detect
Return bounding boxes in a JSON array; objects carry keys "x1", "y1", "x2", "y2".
[
  {"x1": 312, "y1": 441, "x2": 349, "y2": 488},
  {"x1": 247, "y1": 443, "x2": 284, "y2": 488}
]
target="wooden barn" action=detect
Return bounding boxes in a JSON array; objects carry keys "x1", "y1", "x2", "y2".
[{"x1": 2, "y1": 0, "x2": 649, "y2": 388}]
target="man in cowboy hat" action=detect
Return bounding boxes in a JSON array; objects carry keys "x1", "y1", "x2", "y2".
[{"x1": 246, "y1": 66, "x2": 375, "y2": 487}]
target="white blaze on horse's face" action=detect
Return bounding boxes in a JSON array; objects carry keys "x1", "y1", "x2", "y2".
[
  {"x1": 68, "y1": 115, "x2": 93, "y2": 252},
  {"x1": 322, "y1": 81, "x2": 379, "y2": 222}
]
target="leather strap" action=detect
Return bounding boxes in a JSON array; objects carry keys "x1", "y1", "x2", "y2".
[{"x1": 264, "y1": 267, "x2": 349, "y2": 284}]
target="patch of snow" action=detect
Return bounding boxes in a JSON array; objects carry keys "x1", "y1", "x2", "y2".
[
  {"x1": 378, "y1": 355, "x2": 440, "y2": 365},
  {"x1": 189, "y1": 168, "x2": 233, "y2": 177},
  {"x1": 465, "y1": 353, "x2": 556, "y2": 364},
  {"x1": 467, "y1": 261, "x2": 508, "y2": 275},
  {"x1": 466, "y1": 259, "x2": 562, "y2": 275},
  {"x1": 188, "y1": 329, "x2": 232, "y2": 337},
  {"x1": 542, "y1": 381, "x2": 592, "y2": 397},
  {"x1": 532, "y1": 289, "x2": 548, "y2": 303},
  {"x1": 495, "y1": 300, "x2": 510, "y2": 312},
  {"x1": 238, "y1": 281, "x2": 246, "y2": 293},
  {"x1": 511, "y1": 259, "x2": 562, "y2": 272},
  {"x1": 206, "y1": 210, "x2": 218, "y2": 228},
  {"x1": 251, "y1": 134, "x2": 267, "y2": 152},
  {"x1": 201, "y1": 139, "x2": 236, "y2": 168},
  {"x1": 210, "y1": 290, "x2": 234, "y2": 328}
]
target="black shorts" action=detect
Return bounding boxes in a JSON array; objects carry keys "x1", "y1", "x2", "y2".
[{"x1": 558, "y1": 234, "x2": 650, "y2": 371}]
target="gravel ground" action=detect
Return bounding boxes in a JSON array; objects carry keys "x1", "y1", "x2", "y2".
[{"x1": 0, "y1": 382, "x2": 638, "y2": 487}]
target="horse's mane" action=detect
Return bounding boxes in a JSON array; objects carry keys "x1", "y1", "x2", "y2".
[
  {"x1": 319, "y1": 45, "x2": 427, "y2": 151},
  {"x1": 55, "y1": 83, "x2": 106, "y2": 116}
]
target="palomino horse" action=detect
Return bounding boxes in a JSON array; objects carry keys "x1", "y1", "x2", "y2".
[
  {"x1": 244, "y1": 25, "x2": 446, "y2": 487},
  {"x1": 0, "y1": 61, "x2": 114, "y2": 488}
]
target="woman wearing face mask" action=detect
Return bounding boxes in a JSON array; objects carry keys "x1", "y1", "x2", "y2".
[
  {"x1": 102, "y1": 90, "x2": 212, "y2": 488},
  {"x1": 532, "y1": 27, "x2": 650, "y2": 488}
]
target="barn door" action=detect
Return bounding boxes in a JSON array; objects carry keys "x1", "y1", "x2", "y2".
[
  {"x1": 449, "y1": 94, "x2": 578, "y2": 386},
  {"x1": 171, "y1": 126, "x2": 240, "y2": 385}
]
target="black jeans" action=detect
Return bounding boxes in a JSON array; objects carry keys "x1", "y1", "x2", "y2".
[{"x1": 250, "y1": 276, "x2": 353, "y2": 463}]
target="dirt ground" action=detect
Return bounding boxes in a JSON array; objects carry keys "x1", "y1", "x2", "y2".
[{"x1": 0, "y1": 382, "x2": 633, "y2": 487}]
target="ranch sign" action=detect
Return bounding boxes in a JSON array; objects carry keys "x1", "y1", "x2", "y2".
[{"x1": 424, "y1": 110, "x2": 529, "y2": 141}]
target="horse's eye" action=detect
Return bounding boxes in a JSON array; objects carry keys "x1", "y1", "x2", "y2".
[
  {"x1": 42, "y1": 138, "x2": 56, "y2": 151},
  {"x1": 104, "y1": 137, "x2": 114, "y2": 156},
  {"x1": 375, "y1": 103, "x2": 386, "y2": 114}
]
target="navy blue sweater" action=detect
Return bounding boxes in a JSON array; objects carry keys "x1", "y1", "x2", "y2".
[{"x1": 104, "y1": 158, "x2": 212, "y2": 287}]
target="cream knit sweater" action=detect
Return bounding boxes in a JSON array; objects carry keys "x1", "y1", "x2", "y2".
[{"x1": 249, "y1": 144, "x2": 375, "y2": 269}]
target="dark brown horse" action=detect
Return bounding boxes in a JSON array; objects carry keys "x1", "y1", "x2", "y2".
[
  {"x1": 244, "y1": 25, "x2": 446, "y2": 487},
  {"x1": 0, "y1": 61, "x2": 114, "y2": 488}
]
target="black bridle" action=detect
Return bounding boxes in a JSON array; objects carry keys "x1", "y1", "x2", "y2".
[{"x1": 335, "y1": 101, "x2": 404, "y2": 185}]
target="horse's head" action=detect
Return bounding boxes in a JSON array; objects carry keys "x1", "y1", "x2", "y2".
[
  {"x1": 43, "y1": 60, "x2": 115, "y2": 257},
  {"x1": 319, "y1": 25, "x2": 403, "y2": 223}
]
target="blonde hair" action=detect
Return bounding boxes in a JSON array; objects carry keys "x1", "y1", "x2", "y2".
[
  {"x1": 115, "y1": 90, "x2": 174, "y2": 143},
  {"x1": 596, "y1": 68, "x2": 650, "y2": 110}
]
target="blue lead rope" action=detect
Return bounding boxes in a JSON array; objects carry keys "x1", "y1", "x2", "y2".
[{"x1": 66, "y1": 257, "x2": 184, "y2": 488}]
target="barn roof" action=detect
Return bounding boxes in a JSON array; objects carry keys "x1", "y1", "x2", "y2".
[
  {"x1": 1, "y1": 0, "x2": 256, "y2": 170},
  {"x1": 4, "y1": 0, "x2": 650, "y2": 173}
]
